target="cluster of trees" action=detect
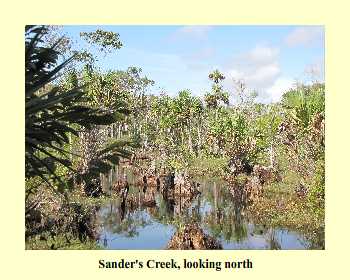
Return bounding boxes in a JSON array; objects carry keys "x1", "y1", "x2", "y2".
[
  {"x1": 25, "y1": 25, "x2": 139, "y2": 247},
  {"x1": 25, "y1": 25, "x2": 325, "y2": 248},
  {"x1": 25, "y1": 26, "x2": 151, "y2": 197}
]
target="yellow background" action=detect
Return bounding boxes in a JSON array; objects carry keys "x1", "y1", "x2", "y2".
[{"x1": 1, "y1": 0, "x2": 348, "y2": 278}]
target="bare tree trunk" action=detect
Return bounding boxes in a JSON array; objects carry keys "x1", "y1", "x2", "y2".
[
  {"x1": 118, "y1": 124, "x2": 122, "y2": 139},
  {"x1": 197, "y1": 125, "x2": 201, "y2": 148},
  {"x1": 269, "y1": 143, "x2": 275, "y2": 168},
  {"x1": 69, "y1": 132, "x2": 72, "y2": 161},
  {"x1": 213, "y1": 182, "x2": 217, "y2": 210},
  {"x1": 187, "y1": 120, "x2": 193, "y2": 153}
]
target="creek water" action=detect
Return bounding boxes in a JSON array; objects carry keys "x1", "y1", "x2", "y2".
[{"x1": 96, "y1": 167, "x2": 311, "y2": 250}]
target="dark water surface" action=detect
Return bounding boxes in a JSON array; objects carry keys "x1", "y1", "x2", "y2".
[{"x1": 96, "y1": 169, "x2": 311, "y2": 250}]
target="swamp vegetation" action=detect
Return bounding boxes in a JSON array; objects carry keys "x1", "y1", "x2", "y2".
[{"x1": 25, "y1": 25, "x2": 325, "y2": 250}]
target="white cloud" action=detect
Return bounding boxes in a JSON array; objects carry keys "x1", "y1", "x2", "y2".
[
  {"x1": 248, "y1": 63, "x2": 280, "y2": 85},
  {"x1": 246, "y1": 45, "x2": 280, "y2": 65},
  {"x1": 223, "y1": 45, "x2": 297, "y2": 103},
  {"x1": 228, "y1": 69, "x2": 244, "y2": 80},
  {"x1": 171, "y1": 25, "x2": 213, "y2": 41},
  {"x1": 225, "y1": 45, "x2": 281, "y2": 90},
  {"x1": 285, "y1": 26, "x2": 324, "y2": 47},
  {"x1": 265, "y1": 77, "x2": 295, "y2": 103}
]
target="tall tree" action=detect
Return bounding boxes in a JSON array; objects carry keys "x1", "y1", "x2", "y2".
[{"x1": 25, "y1": 25, "x2": 131, "y2": 193}]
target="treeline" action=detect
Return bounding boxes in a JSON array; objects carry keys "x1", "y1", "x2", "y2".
[{"x1": 25, "y1": 25, "x2": 325, "y2": 249}]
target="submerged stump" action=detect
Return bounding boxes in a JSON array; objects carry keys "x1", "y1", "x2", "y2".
[
  {"x1": 162, "y1": 172, "x2": 200, "y2": 198},
  {"x1": 166, "y1": 224, "x2": 222, "y2": 250}
]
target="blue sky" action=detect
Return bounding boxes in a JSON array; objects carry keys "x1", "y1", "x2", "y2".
[{"x1": 62, "y1": 25, "x2": 324, "y2": 103}]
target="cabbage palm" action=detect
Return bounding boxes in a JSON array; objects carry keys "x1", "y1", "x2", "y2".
[
  {"x1": 25, "y1": 25, "x2": 131, "y2": 192},
  {"x1": 205, "y1": 70, "x2": 229, "y2": 109}
]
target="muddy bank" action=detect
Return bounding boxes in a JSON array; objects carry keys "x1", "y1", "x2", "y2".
[{"x1": 25, "y1": 187, "x2": 101, "y2": 249}]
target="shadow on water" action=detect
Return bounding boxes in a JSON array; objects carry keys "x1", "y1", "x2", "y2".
[{"x1": 96, "y1": 166, "x2": 319, "y2": 249}]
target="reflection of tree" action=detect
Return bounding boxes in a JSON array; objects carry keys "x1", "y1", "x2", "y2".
[
  {"x1": 252, "y1": 224, "x2": 266, "y2": 235},
  {"x1": 267, "y1": 229, "x2": 281, "y2": 250},
  {"x1": 97, "y1": 173, "x2": 319, "y2": 249},
  {"x1": 99, "y1": 176, "x2": 252, "y2": 246},
  {"x1": 148, "y1": 195, "x2": 174, "y2": 225},
  {"x1": 298, "y1": 226, "x2": 324, "y2": 249},
  {"x1": 204, "y1": 207, "x2": 247, "y2": 242},
  {"x1": 151, "y1": 193, "x2": 200, "y2": 227},
  {"x1": 203, "y1": 181, "x2": 248, "y2": 242},
  {"x1": 98, "y1": 200, "x2": 151, "y2": 238}
]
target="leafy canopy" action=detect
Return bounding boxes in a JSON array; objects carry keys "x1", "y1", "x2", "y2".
[{"x1": 25, "y1": 25, "x2": 131, "y2": 192}]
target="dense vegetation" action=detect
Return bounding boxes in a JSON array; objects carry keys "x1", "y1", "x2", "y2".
[{"x1": 25, "y1": 25, "x2": 325, "y2": 249}]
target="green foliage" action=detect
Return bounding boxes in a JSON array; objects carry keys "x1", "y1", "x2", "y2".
[
  {"x1": 207, "y1": 108, "x2": 235, "y2": 144},
  {"x1": 25, "y1": 27, "x2": 325, "y2": 250},
  {"x1": 205, "y1": 70, "x2": 229, "y2": 108},
  {"x1": 208, "y1": 69, "x2": 225, "y2": 83},
  {"x1": 282, "y1": 83, "x2": 325, "y2": 129},
  {"x1": 41, "y1": 26, "x2": 123, "y2": 68},
  {"x1": 25, "y1": 191, "x2": 103, "y2": 249},
  {"x1": 189, "y1": 156, "x2": 228, "y2": 177},
  {"x1": 279, "y1": 83, "x2": 325, "y2": 179},
  {"x1": 82, "y1": 66, "x2": 154, "y2": 109},
  {"x1": 26, "y1": 234, "x2": 102, "y2": 250},
  {"x1": 251, "y1": 105, "x2": 282, "y2": 158},
  {"x1": 80, "y1": 29, "x2": 123, "y2": 53},
  {"x1": 25, "y1": 25, "x2": 131, "y2": 191},
  {"x1": 173, "y1": 90, "x2": 203, "y2": 125},
  {"x1": 307, "y1": 158, "x2": 325, "y2": 209}
]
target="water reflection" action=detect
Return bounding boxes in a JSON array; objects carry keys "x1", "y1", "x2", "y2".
[{"x1": 97, "y1": 168, "x2": 315, "y2": 249}]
